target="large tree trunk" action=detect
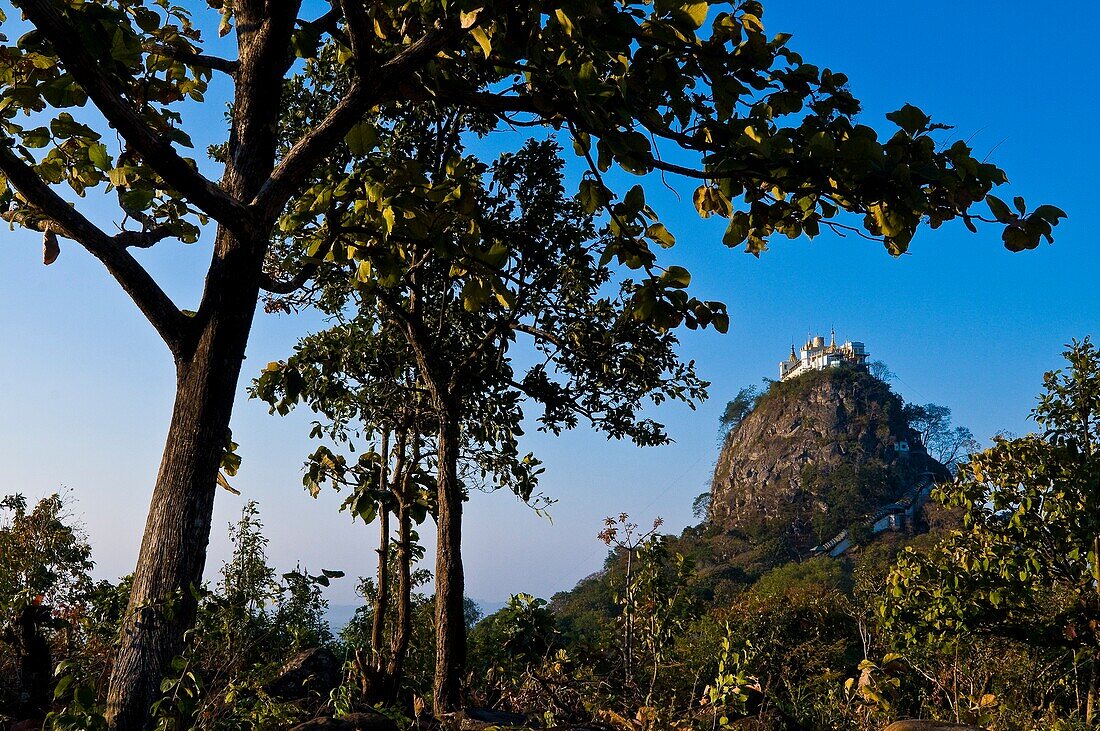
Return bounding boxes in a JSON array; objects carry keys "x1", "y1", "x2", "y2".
[
  {"x1": 102, "y1": 6, "x2": 295, "y2": 725},
  {"x1": 433, "y1": 404, "x2": 466, "y2": 715},
  {"x1": 105, "y1": 248, "x2": 263, "y2": 728}
]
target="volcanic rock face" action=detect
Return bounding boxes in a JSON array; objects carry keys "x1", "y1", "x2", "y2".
[{"x1": 709, "y1": 367, "x2": 944, "y2": 548}]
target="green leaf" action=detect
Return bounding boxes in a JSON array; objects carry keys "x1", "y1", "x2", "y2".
[
  {"x1": 577, "y1": 179, "x2": 609, "y2": 213},
  {"x1": 22, "y1": 127, "x2": 51, "y2": 148},
  {"x1": 53, "y1": 674, "x2": 73, "y2": 700},
  {"x1": 470, "y1": 27, "x2": 491, "y2": 58},
  {"x1": 1032, "y1": 204, "x2": 1067, "y2": 224},
  {"x1": 886, "y1": 103, "x2": 931, "y2": 135},
  {"x1": 345, "y1": 123, "x2": 377, "y2": 155},
  {"x1": 554, "y1": 8, "x2": 574, "y2": 35},
  {"x1": 1002, "y1": 225, "x2": 1034, "y2": 252},
  {"x1": 722, "y1": 214, "x2": 749, "y2": 247},
  {"x1": 678, "y1": 2, "x2": 709, "y2": 29},
  {"x1": 460, "y1": 9, "x2": 481, "y2": 28},
  {"x1": 646, "y1": 222, "x2": 676, "y2": 248},
  {"x1": 88, "y1": 142, "x2": 110, "y2": 169},
  {"x1": 74, "y1": 684, "x2": 95, "y2": 708},
  {"x1": 986, "y1": 194, "x2": 1013, "y2": 223},
  {"x1": 110, "y1": 29, "x2": 142, "y2": 67},
  {"x1": 661, "y1": 265, "x2": 691, "y2": 288},
  {"x1": 291, "y1": 27, "x2": 322, "y2": 59}
]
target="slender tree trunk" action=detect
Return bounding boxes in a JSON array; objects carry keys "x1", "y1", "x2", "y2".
[
  {"x1": 624, "y1": 548, "x2": 634, "y2": 689},
  {"x1": 371, "y1": 430, "x2": 392, "y2": 673},
  {"x1": 1090, "y1": 537, "x2": 1100, "y2": 728},
  {"x1": 433, "y1": 402, "x2": 466, "y2": 715},
  {"x1": 387, "y1": 431, "x2": 417, "y2": 701},
  {"x1": 16, "y1": 604, "x2": 52, "y2": 719},
  {"x1": 1088, "y1": 652, "x2": 1098, "y2": 728},
  {"x1": 371, "y1": 508, "x2": 391, "y2": 663}
]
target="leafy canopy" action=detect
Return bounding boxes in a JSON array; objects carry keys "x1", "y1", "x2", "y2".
[
  {"x1": 884, "y1": 339, "x2": 1100, "y2": 654},
  {"x1": 0, "y1": 0, "x2": 1064, "y2": 354}
]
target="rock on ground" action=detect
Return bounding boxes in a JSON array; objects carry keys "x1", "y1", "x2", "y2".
[
  {"x1": 264, "y1": 646, "x2": 342, "y2": 700},
  {"x1": 882, "y1": 721, "x2": 989, "y2": 731},
  {"x1": 288, "y1": 711, "x2": 399, "y2": 731}
]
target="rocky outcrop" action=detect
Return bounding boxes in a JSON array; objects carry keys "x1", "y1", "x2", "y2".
[
  {"x1": 709, "y1": 367, "x2": 945, "y2": 548},
  {"x1": 264, "y1": 647, "x2": 342, "y2": 700}
]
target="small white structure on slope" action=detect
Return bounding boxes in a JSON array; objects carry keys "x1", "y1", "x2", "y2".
[{"x1": 779, "y1": 330, "x2": 868, "y2": 381}]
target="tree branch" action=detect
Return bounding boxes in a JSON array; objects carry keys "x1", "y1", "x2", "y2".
[
  {"x1": 112, "y1": 226, "x2": 176, "y2": 249},
  {"x1": 434, "y1": 89, "x2": 540, "y2": 117},
  {"x1": 253, "y1": 21, "x2": 461, "y2": 225},
  {"x1": 514, "y1": 323, "x2": 565, "y2": 348},
  {"x1": 142, "y1": 42, "x2": 238, "y2": 76},
  {"x1": 15, "y1": 0, "x2": 249, "y2": 230},
  {"x1": 260, "y1": 262, "x2": 319, "y2": 295},
  {"x1": 0, "y1": 141, "x2": 188, "y2": 355}
]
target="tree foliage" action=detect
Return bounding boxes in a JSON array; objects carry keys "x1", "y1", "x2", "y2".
[
  {"x1": 0, "y1": 492, "x2": 94, "y2": 718},
  {"x1": 884, "y1": 339, "x2": 1100, "y2": 721},
  {"x1": 902, "y1": 402, "x2": 980, "y2": 471},
  {"x1": 718, "y1": 386, "x2": 760, "y2": 440}
]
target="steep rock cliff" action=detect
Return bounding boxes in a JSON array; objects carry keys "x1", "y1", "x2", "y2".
[{"x1": 709, "y1": 366, "x2": 945, "y2": 548}]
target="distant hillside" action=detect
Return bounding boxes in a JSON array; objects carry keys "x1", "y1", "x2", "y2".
[
  {"x1": 549, "y1": 366, "x2": 956, "y2": 644},
  {"x1": 709, "y1": 366, "x2": 947, "y2": 550}
]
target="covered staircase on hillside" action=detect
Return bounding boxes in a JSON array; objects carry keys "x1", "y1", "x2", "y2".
[{"x1": 809, "y1": 471, "x2": 939, "y2": 557}]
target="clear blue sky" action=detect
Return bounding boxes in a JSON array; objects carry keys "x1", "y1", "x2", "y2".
[{"x1": 1, "y1": 1, "x2": 1096, "y2": 606}]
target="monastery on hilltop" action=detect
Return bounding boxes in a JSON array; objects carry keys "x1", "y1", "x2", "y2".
[{"x1": 779, "y1": 330, "x2": 868, "y2": 381}]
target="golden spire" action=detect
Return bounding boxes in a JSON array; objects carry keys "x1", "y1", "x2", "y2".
[{"x1": 830, "y1": 328, "x2": 836, "y2": 348}]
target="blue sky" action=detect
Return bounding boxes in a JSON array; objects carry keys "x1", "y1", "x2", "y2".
[{"x1": 1, "y1": 1, "x2": 1096, "y2": 606}]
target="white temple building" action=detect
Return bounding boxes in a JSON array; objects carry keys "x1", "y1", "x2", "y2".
[{"x1": 779, "y1": 330, "x2": 868, "y2": 381}]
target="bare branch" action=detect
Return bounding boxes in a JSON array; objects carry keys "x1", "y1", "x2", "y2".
[
  {"x1": 112, "y1": 226, "x2": 176, "y2": 249},
  {"x1": 260, "y1": 262, "x2": 319, "y2": 295},
  {"x1": 15, "y1": 0, "x2": 249, "y2": 230},
  {"x1": 142, "y1": 42, "x2": 238, "y2": 76},
  {"x1": 434, "y1": 89, "x2": 540, "y2": 117},
  {"x1": 514, "y1": 323, "x2": 565, "y2": 349},
  {"x1": 0, "y1": 141, "x2": 188, "y2": 354}
]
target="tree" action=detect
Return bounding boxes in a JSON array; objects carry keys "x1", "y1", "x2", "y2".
[
  {"x1": 868, "y1": 360, "x2": 896, "y2": 384},
  {"x1": 260, "y1": 122, "x2": 707, "y2": 711},
  {"x1": 0, "y1": 492, "x2": 94, "y2": 719},
  {"x1": 212, "y1": 501, "x2": 279, "y2": 677},
  {"x1": 884, "y1": 339, "x2": 1100, "y2": 724},
  {"x1": 253, "y1": 317, "x2": 440, "y2": 702},
  {"x1": 903, "y1": 402, "x2": 981, "y2": 471},
  {"x1": 718, "y1": 386, "x2": 760, "y2": 440},
  {"x1": 0, "y1": 1, "x2": 1064, "y2": 724},
  {"x1": 692, "y1": 492, "x2": 712, "y2": 523}
]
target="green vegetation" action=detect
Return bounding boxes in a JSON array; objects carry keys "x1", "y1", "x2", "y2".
[{"x1": 3, "y1": 340, "x2": 1099, "y2": 730}]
